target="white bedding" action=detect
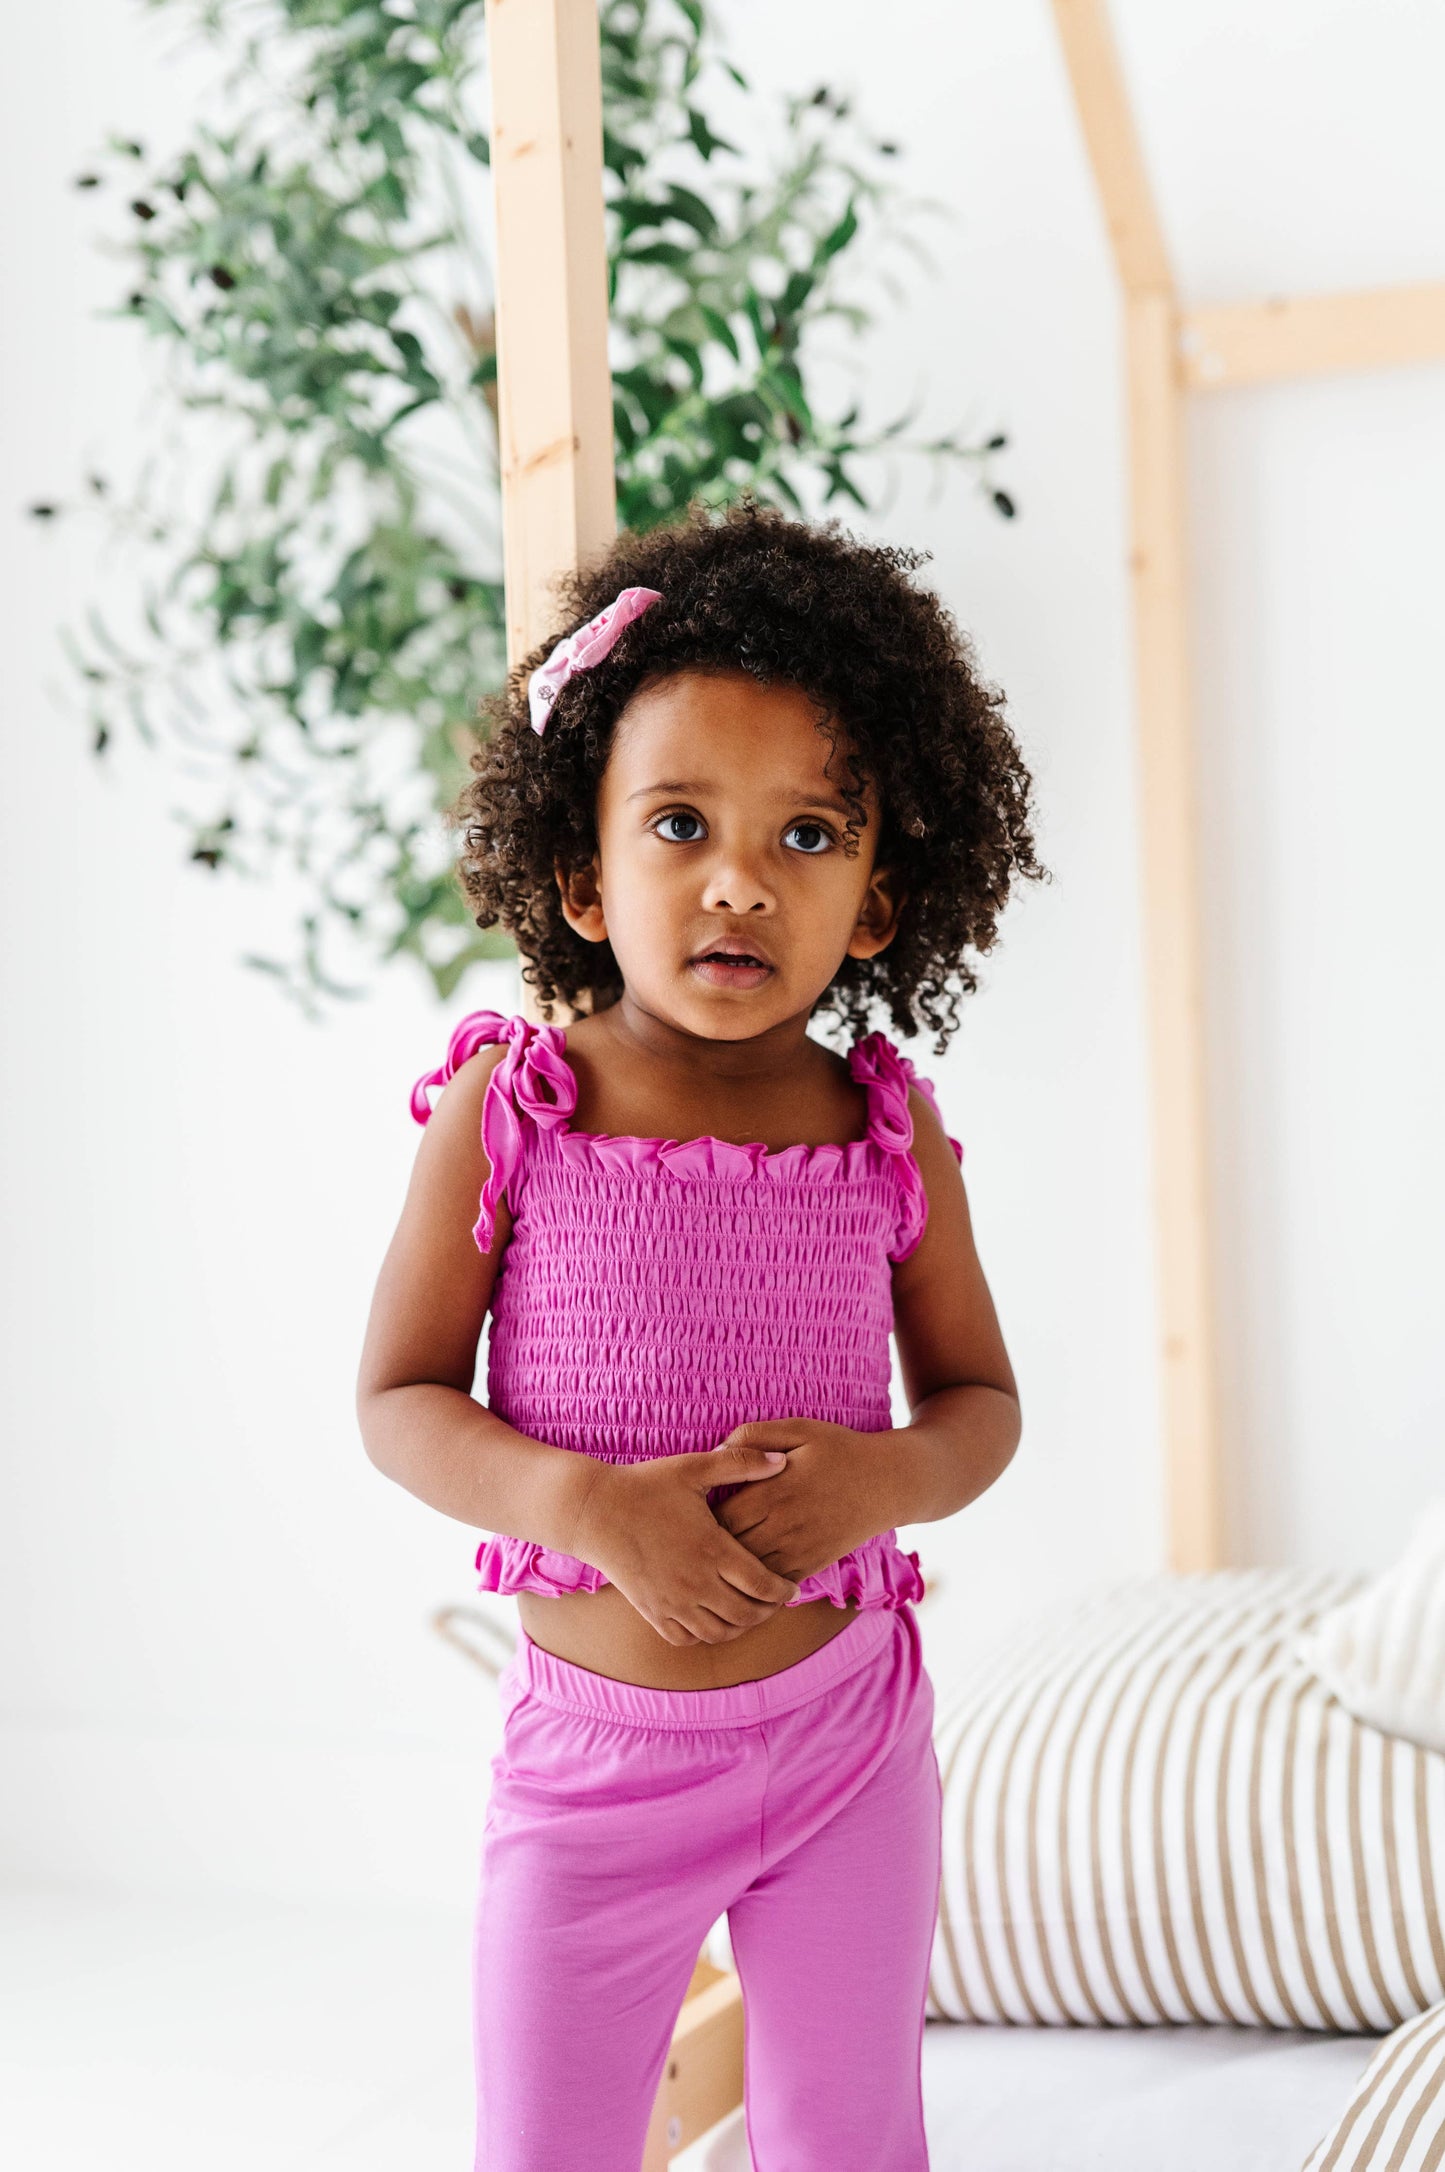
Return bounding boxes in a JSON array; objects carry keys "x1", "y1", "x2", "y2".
[
  {"x1": 918, "y1": 2019, "x2": 1381, "y2": 2171},
  {"x1": 678, "y1": 2021, "x2": 1381, "y2": 2171}
]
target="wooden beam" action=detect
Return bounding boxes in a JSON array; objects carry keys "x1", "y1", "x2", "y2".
[
  {"x1": 1048, "y1": 0, "x2": 1172, "y2": 294},
  {"x1": 1126, "y1": 293, "x2": 1225, "y2": 1574},
  {"x1": 487, "y1": 0, "x2": 616, "y2": 1020},
  {"x1": 1051, "y1": 0, "x2": 1225, "y2": 1570},
  {"x1": 1180, "y1": 281, "x2": 1445, "y2": 392},
  {"x1": 485, "y1": 0, "x2": 616, "y2": 669}
]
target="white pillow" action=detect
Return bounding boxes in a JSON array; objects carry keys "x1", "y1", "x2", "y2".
[{"x1": 1293, "y1": 1499, "x2": 1445, "y2": 1756}]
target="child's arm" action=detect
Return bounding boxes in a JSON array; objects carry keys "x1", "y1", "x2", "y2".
[
  {"x1": 357, "y1": 1049, "x2": 802, "y2": 1645},
  {"x1": 712, "y1": 1088, "x2": 1021, "y2": 1576},
  {"x1": 880, "y1": 1086, "x2": 1022, "y2": 1523},
  {"x1": 357, "y1": 1047, "x2": 593, "y2": 1552}
]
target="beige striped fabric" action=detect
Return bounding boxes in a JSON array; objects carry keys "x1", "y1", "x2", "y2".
[
  {"x1": 925, "y1": 1568, "x2": 1445, "y2": 2029},
  {"x1": 1300, "y1": 2001, "x2": 1445, "y2": 2171}
]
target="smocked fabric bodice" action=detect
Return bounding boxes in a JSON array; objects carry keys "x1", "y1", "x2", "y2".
[{"x1": 411, "y1": 1011, "x2": 963, "y2": 1611}]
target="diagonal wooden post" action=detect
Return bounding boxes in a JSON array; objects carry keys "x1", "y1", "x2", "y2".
[{"x1": 1050, "y1": 0, "x2": 1225, "y2": 1573}]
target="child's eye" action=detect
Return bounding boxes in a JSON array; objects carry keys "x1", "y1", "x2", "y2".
[
  {"x1": 783, "y1": 821, "x2": 832, "y2": 855},
  {"x1": 654, "y1": 811, "x2": 706, "y2": 843}
]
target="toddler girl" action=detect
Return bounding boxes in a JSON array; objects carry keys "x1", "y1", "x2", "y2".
[{"x1": 358, "y1": 503, "x2": 1043, "y2": 2171}]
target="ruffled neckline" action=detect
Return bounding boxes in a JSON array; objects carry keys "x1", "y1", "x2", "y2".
[
  {"x1": 411, "y1": 1008, "x2": 953, "y2": 1256},
  {"x1": 540, "y1": 1021, "x2": 919, "y2": 1173},
  {"x1": 414, "y1": 1009, "x2": 929, "y2": 1158}
]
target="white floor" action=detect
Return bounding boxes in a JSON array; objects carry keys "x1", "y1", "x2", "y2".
[
  {"x1": 1, "y1": 1885, "x2": 480, "y2": 2171},
  {"x1": 0, "y1": 1883, "x2": 750, "y2": 2172},
  {"x1": 3, "y1": 1884, "x2": 1379, "y2": 2172}
]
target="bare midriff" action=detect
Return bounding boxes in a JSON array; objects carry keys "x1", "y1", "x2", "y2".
[{"x1": 516, "y1": 1584, "x2": 863, "y2": 1690}]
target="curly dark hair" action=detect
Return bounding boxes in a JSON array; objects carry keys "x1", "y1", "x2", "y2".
[{"x1": 454, "y1": 501, "x2": 1046, "y2": 1052}]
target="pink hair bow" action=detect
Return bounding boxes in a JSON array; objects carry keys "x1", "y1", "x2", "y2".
[{"x1": 527, "y1": 585, "x2": 664, "y2": 734}]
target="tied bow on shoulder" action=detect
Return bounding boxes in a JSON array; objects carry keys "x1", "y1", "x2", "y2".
[{"x1": 410, "y1": 1011, "x2": 577, "y2": 1253}]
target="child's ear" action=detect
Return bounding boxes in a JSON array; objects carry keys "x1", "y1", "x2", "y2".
[
  {"x1": 556, "y1": 857, "x2": 609, "y2": 945},
  {"x1": 846, "y1": 864, "x2": 906, "y2": 961}
]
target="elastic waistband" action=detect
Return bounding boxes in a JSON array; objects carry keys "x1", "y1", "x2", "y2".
[{"x1": 507, "y1": 1604, "x2": 903, "y2": 1732}]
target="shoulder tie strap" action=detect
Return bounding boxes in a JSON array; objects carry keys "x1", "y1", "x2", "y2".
[
  {"x1": 410, "y1": 1009, "x2": 578, "y2": 1251},
  {"x1": 849, "y1": 1031, "x2": 965, "y2": 1262},
  {"x1": 849, "y1": 1031, "x2": 918, "y2": 1154},
  {"x1": 410, "y1": 1009, "x2": 525, "y2": 1125}
]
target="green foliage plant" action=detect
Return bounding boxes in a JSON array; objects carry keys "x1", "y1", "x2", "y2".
[{"x1": 46, "y1": 0, "x2": 1014, "y2": 1008}]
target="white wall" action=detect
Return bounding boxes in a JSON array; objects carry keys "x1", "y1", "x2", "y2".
[
  {"x1": 2, "y1": 0, "x2": 1441, "y2": 1906},
  {"x1": 733, "y1": 0, "x2": 1445, "y2": 1569}
]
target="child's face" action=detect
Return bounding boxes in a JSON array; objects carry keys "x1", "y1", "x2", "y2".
[{"x1": 556, "y1": 669, "x2": 902, "y2": 1041}]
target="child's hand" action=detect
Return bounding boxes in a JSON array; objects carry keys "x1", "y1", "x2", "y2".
[
  {"x1": 568, "y1": 1442, "x2": 802, "y2": 1646},
  {"x1": 710, "y1": 1420, "x2": 888, "y2": 1584}
]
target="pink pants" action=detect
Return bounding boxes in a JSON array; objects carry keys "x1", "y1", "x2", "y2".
[{"x1": 472, "y1": 1602, "x2": 942, "y2": 2171}]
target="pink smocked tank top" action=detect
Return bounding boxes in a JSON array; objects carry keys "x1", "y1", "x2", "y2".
[{"x1": 410, "y1": 1011, "x2": 964, "y2": 1611}]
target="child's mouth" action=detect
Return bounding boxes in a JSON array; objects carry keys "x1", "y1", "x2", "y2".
[{"x1": 688, "y1": 949, "x2": 775, "y2": 990}]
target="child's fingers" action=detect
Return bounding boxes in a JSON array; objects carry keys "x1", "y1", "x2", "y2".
[
  {"x1": 704, "y1": 1572, "x2": 793, "y2": 1628},
  {"x1": 679, "y1": 1594, "x2": 784, "y2": 1643},
  {"x1": 674, "y1": 1577, "x2": 789, "y2": 1641},
  {"x1": 713, "y1": 1539, "x2": 799, "y2": 1607},
  {"x1": 720, "y1": 1419, "x2": 804, "y2": 1455},
  {"x1": 694, "y1": 1438, "x2": 791, "y2": 1486}
]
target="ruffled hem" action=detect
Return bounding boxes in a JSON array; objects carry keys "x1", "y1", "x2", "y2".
[
  {"x1": 410, "y1": 1009, "x2": 960, "y2": 1261},
  {"x1": 794, "y1": 1532, "x2": 926, "y2": 1610},
  {"x1": 474, "y1": 1530, "x2": 925, "y2": 1611},
  {"x1": 475, "y1": 1536, "x2": 609, "y2": 1599}
]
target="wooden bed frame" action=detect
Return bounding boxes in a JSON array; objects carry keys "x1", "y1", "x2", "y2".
[
  {"x1": 481, "y1": 0, "x2": 1445, "y2": 2155},
  {"x1": 1047, "y1": 0, "x2": 1445, "y2": 1577}
]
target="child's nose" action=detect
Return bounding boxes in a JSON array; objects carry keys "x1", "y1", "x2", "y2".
[{"x1": 701, "y1": 849, "x2": 775, "y2": 915}]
